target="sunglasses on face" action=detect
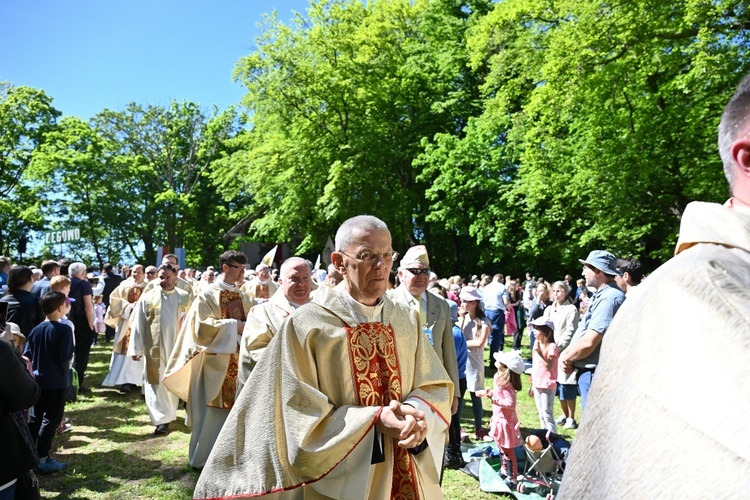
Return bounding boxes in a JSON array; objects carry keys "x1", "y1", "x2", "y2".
[{"x1": 405, "y1": 268, "x2": 431, "y2": 276}]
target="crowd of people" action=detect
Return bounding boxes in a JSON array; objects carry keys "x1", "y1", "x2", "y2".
[{"x1": 3, "y1": 73, "x2": 750, "y2": 499}]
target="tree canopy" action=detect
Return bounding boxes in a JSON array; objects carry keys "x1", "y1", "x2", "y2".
[{"x1": 3, "y1": 0, "x2": 750, "y2": 277}]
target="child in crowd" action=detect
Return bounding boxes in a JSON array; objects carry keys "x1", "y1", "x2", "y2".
[
  {"x1": 24, "y1": 291, "x2": 75, "y2": 474},
  {"x1": 528, "y1": 317, "x2": 560, "y2": 432},
  {"x1": 477, "y1": 350, "x2": 524, "y2": 490},
  {"x1": 50, "y1": 276, "x2": 74, "y2": 433},
  {"x1": 93, "y1": 294, "x2": 106, "y2": 339}
]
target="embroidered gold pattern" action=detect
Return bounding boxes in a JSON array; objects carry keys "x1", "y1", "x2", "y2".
[
  {"x1": 213, "y1": 290, "x2": 242, "y2": 409},
  {"x1": 346, "y1": 323, "x2": 419, "y2": 499}
]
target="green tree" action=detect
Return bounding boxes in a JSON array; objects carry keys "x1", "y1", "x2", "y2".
[
  {"x1": 215, "y1": 0, "x2": 492, "y2": 273},
  {"x1": 0, "y1": 83, "x2": 60, "y2": 257},
  {"x1": 419, "y1": 0, "x2": 749, "y2": 276}
]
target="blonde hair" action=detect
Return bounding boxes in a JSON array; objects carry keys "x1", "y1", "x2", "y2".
[{"x1": 50, "y1": 275, "x2": 71, "y2": 292}]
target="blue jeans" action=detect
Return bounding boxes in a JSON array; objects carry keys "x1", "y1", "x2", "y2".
[
  {"x1": 578, "y1": 369, "x2": 594, "y2": 410},
  {"x1": 485, "y1": 308, "x2": 506, "y2": 365}
]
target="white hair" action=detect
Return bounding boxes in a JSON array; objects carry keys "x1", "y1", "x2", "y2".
[
  {"x1": 69, "y1": 262, "x2": 87, "y2": 278},
  {"x1": 334, "y1": 215, "x2": 390, "y2": 251}
]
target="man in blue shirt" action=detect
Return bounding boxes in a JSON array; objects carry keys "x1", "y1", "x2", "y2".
[
  {"x1": 560, "y1": 250, "x2": 625, "y2": 410},
  {"x1": 31, "y1": 260, "x2": 60, "y2": 299}
]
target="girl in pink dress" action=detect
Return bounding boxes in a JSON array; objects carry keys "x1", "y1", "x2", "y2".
[{"x1": 477, "y1": 350, "x2": 525, "y2": 489}]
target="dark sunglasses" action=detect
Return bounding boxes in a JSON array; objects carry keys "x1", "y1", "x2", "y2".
[{"x1": 405, "y1": 268, "x2": 431, "y2": 276}]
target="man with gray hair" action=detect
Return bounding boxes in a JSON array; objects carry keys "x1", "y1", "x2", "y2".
[
  {"x1": 559, "y1": 75, "x2": 750, "y2": 498},
  {"x1": 237, "y1": 256, "x2": 313, "y2": 394},
  {"x1": 241, "y1": 263, "x2": 278, "y2": 302},
  {"x1": 194, "y1": 215, "x2": 452, "y2": 499},
  {"x1": 68, "y1": 262, "x2": 96, "y2": 392}
]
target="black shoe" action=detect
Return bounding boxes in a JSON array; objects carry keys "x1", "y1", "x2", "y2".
[
  {"x1": 154, "y1": 424, "x2": 169, "y2": 435},
  {"x1": 79, "y1": 385, "x2": 91, "y2": 394},
  {"x1": 444, "y1": 453, "x2": 466, "y2": 470},
  {"x1": 119, "y1": 384, "x2": 134, "y2": 394}
]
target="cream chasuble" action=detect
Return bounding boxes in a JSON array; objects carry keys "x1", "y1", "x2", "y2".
[
  {"x1": 559, "y1": 201, "x2": 750, "y2": 498},
  {"x1": 102, "y1": 278, "x2": 146, "y2": 387},
  {"x1": 162, "y1": 281, "x2": 254, "y2": 468},
  {"x1": 237, "y1": 288, "x2": 298, "y2": 396},
  {"x1": 194, "y1": 283, "x2": 453, "y2": 499}
]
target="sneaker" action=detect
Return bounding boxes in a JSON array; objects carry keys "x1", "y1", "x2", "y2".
[
  {"x1": 555, "y1": 415, "x2": 567, "y2": 425},
  {"x1": 564, "y1": 418, "x2": 578, "y2": 429},
  {"x1": 35, "y1": 457, "x2": 67, "y2": 475}
]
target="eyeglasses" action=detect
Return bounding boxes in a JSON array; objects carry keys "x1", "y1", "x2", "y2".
[
  {"x1": 339, "y1": 250, "x2": 399, "y2": 263},
  {"x1": 405, "y1": 268, "x2": 431, "y2": 276},
  {"x1": 226, "y1": 263, "x2": 244, "y2": 270}
]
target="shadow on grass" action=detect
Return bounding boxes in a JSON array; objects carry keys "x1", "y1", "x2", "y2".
[{"x1": 39, "y1": 448, "x2": 198, "y2": 499}]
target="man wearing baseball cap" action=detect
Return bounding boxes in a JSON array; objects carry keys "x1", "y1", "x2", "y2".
[{"x1": 559, "y1": 250, "x2": 625, "y2": 410}]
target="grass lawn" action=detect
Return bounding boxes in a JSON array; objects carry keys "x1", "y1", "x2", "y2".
[{"x1": 39, "y1": 330, "x2": 576, "y2": 499}]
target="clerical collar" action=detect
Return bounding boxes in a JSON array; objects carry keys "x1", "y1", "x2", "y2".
[
  {"x1": 342, "y1": 292, "x2": 384, "y2": 323},
  {"x1": 218, "y1": 280, "x2": 238, "y2": 292}
]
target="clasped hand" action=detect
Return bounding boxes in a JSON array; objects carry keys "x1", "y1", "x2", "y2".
[{"x1": 376, "y1": 400, "x2": 427, "y2": 449}]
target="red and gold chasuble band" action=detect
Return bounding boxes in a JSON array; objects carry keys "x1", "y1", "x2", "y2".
[
  {"x1": 114, "y1": 286, "x2": 144, "y2": 355},
  {"x1": 346, "y1": 322, "x2": 420, "y2": 499},
  {"x1": 211, "y1": 290, "x2": 242, "y2": 409}
]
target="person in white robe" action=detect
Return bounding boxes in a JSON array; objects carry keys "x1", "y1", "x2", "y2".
[
  {"x1": 194, "y1": 215, "x2": 453, "y2": 499},
  {"x1": 163, "y1": 251, "x2": 254, "y2": 468},
  {"x1": 240, "y1": 263, "x2": 278, "y2": 303},
  {"x1": 237, "y1": 256, "x2": 313, "y2": 396},
  {"x1": 128, "y1": 264, "x2": 191, "y2": 434},
  {"x1": 102, "y1": 265, "x2": 147, "y2": 392}
]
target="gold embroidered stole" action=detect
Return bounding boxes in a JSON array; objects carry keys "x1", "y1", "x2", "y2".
[
  {"x1": 209, "y1": 290, "x2": 242, "y2": 409},
  {"x1": 114, "y1": 286, "x2": 143, "y2": 355},
  {"x1": 256, "y1": 284, "x2": 269, "y2": 300},
  {"x1": 346, "y1": 322, "x2": 419, "y2": 499}
]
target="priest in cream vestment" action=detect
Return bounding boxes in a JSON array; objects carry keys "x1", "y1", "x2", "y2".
[
  {"x1": 240, "y1": 263, "x2": 278, "y2": 303},
  {"x1": 101, "y1": 265, "x2": 147, "y2": 391},
  {"x1": 164, "y1": 251, "x2": 254, "y2": 468},
  {"x1": 194, "y1": 215, "x2": 452, "y2": 499},
  {"x1": 128, "y1": 264, "x2": 191, "y2": 433},
  {"x1": 237, "y1": 257, "x2": 313, "y2": 396},
  {"x1": 559, "y1": 75, "x2": 750, "y2": 498}
]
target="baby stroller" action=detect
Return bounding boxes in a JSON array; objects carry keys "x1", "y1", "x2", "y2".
[{"x1": 519, "y1": 429, "x2": 569, "y2": 497}]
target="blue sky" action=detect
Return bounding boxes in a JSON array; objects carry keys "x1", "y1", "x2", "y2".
[{"x1": 0, "y1": 0, "x2": 311, "y2": 119}]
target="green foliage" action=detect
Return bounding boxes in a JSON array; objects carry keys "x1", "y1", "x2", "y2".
[{"x1": 0, "y1": 83, "x2": 60, "y2": 256}]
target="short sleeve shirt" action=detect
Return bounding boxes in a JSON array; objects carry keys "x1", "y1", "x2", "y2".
[{"x1": 570, "y1": 282, "x2": 625, "y2": 368}]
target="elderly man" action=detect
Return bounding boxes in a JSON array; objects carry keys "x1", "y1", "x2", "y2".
[
  {"x1": 102, "y1": 265, "x2": 147, "y2": 393},
  {"x1": 388, "y1": 245, "x2": 460, "y2": 466},
  {"x1": 559, "y1": 75, "x2": 750, "y2": 498},
  {"x1": 163, "y1": 251, "x2": 254, "y2": 468},
  {"x1": 144, "y1": 265, "x2": 158, "y2": 282},
  {"x1": 241, "y1": 263, "x2": 277, "y2": 302},
  {"x1": 68, "y1": 262, "x2": 96, "y2": 393},
  {"x1": 559, "y1": 250, "x2": 625, "y2": 410},
  {"x1": 129, "y1": 264, "x2": 191, "y2": 434},
  {"x1": 194, "y1": 215, "x2": 452, "y2": 499},
  {"x1": 237, "y1": 257, "x2": 312, "y2": 395}
]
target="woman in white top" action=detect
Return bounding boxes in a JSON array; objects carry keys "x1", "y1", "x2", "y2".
[
  {"x1": 458, "y1": 286, "x2": 492, "y2": 441},
  {"x1": 543, "y1": 280, "x2": 581, "y2": 429}
]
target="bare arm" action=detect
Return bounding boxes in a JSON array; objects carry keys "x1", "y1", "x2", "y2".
[
  {"x1": 465, "y1": 321, "x2": 490, "y2": 348},
  {"x1": 560, "y1": 329, "x2": 601, "y2": 371}
]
